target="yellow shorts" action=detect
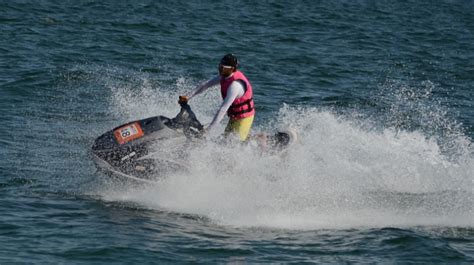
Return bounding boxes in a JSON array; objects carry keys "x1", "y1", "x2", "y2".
[{"x1": 224, "y1": 115, "x2": 255, "y2": 141}]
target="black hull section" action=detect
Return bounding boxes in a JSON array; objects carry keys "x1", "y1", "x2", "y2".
[{"x1": 91, "y1": 103, "x2": 202, "y2": 182}]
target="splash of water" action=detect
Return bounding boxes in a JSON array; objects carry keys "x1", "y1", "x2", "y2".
[{"x1": 98, "y1": 75, "x2": 473, "y2": 230}]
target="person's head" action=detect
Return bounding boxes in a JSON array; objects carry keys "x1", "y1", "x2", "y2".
[{"x1": 218, "y1": 53, "x2": 238, "y2": 77}]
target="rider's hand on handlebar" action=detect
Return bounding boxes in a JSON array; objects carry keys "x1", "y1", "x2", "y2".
[{"x1": 178, "y1": 95, "x2": 189, "y2": 105}]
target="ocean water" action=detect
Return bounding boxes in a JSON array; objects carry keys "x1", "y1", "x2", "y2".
[{"x1": 1, "y1": 0, "x2": 473, "y2": 263}]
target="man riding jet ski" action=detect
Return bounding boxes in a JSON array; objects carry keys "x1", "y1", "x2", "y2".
[{"x1": 92, "y1": 101, "x2": 298, "y2": 183}]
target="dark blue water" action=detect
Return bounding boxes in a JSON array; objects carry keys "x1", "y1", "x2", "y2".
[{"x1": 1, "y1": 1, "x2": 473, "y2": 263}]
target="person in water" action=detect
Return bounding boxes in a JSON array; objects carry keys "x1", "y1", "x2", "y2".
[{"x1": 179, "y1": 53, "x2": 255, "y2": 141}]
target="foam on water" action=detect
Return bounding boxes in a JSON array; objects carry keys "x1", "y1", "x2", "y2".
[{"x1": 99, "y1": 76, "x2": 473, "y2": 230}]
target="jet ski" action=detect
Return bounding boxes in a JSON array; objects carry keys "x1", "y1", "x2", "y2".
[
  {"x1": 91, "y1": 102, "x2": 204, "y2": 183},
  {"x1": 92, "y1": 101, "x2": 299, "y2": 183}
]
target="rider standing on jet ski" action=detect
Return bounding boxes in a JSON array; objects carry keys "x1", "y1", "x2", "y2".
[{"x1": 179, "y1": 54, "x2": 255, "y2": 141}]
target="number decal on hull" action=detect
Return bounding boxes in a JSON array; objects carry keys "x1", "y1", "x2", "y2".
[{"x1": 114, "y1": 122, "x2": 144, "y2": 144}]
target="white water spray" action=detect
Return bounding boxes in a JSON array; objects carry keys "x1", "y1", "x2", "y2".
[{"x1": 99, "y1": 75, "x2": 474, "y2": 229}]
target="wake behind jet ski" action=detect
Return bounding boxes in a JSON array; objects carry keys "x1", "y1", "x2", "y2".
[{"x1": 92, "y1": 102, "x2": 204, "y2": 182}]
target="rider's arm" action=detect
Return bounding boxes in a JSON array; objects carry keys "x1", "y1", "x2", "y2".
[
  {"x1": 206, "y1": 81, "x2": 245, "y2": 132},
  {"x1": 188, "y1": 76, "x2": 220, "y2": 100}
]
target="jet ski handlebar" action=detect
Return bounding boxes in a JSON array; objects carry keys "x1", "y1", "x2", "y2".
[{"x1": 171, "y1": 101, "x2": 205, "y2": 138}]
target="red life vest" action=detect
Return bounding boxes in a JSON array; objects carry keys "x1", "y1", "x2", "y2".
[{"x1": 220, "y1": 71, "x2": 255, "y2": 120}]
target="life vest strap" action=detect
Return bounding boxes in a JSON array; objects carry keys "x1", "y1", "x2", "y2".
[
  {"x1": 232, "y1": 97, "x2": 253, "y2": 108},
  {"x1": 228, "y1": 98, "x2": 254, "y2": 116}
]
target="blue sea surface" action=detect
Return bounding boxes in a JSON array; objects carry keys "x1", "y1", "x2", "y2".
[{"x1": 1, "y1": 0, "x2": 473, "y2": 263}]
